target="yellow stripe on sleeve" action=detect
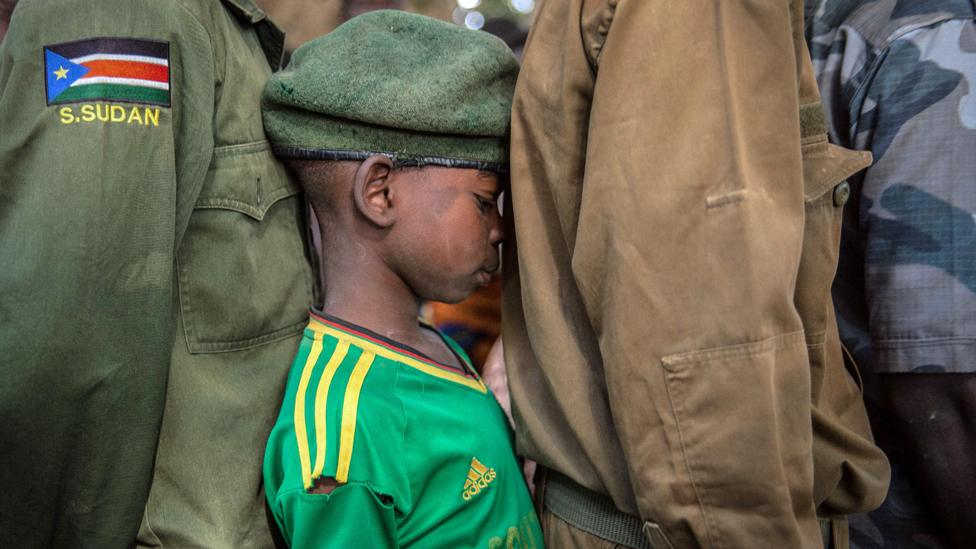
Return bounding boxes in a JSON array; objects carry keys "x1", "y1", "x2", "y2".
[
  {"x1": 335, "y1": 351, "x2": 376, "y2": 483},
  {"x1": 311, "y1": 339, "x2": 350, "y2": 480},
  {"x1": 294, "y1": 331, "x2": 325, "y2": 490}
]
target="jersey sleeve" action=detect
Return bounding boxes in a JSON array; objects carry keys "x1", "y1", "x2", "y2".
[
  {"x1": 267, "y1": 340, "x2": 415, "y2": 545},
  {"x1": 278, "y1": 484, "x2": 400, "y2": 549},
  {"x1": 0, "y1": 0, "x2": 216, "y2": 545}
]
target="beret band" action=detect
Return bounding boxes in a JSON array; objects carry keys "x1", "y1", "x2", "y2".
[{"x1": 272, "y1": 147, "x2": 508, "y2": 172}]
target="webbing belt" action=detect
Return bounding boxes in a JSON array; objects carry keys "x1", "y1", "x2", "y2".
[
  {"x1": 543, "y1": 470, "x2": 651, "y2": 549},
  {"x1": 819, "y1": 516, "x2": 834, "y2": 549},
  {"x1": 545, "y1": 469, "x2": 837, "y2": 549}
]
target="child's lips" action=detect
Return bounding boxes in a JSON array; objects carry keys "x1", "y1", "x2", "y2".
[{"x1": 477, "y1": 265, "x2": 499, "y2": 284}]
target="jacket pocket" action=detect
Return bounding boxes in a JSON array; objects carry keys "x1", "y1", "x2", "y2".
[
  {"x1": 795, "y1": 136, "x2": 870, "y2": 340},
  {"x1": 177, "y1": 140, "x2": 313, "y2": 353},
  {"x1": 798, "y1": 132, "x2": 889, "y2": 512},
  {"x1": 660, "y1": 331, "x2": 813, "y2": 545}
]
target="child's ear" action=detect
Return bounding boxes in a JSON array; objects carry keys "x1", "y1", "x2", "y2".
[{"x1": 353, "y1": 154, "x2": 395, "y2": 228}]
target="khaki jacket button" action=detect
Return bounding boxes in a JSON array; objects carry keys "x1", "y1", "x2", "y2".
[{"x1": 833, "y1": 181, "x2": 851, "y2": 207}]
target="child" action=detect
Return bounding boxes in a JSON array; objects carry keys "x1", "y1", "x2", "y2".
[{"x1": 261, "y1": 10, "x2": 542, "y2": 548}]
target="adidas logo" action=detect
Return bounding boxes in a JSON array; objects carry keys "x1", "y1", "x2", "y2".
[{"x1": 462, "y1": 457, "x2": 497, "y2": 501}]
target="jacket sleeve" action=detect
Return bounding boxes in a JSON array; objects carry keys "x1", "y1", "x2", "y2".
[
  {"x1": 0, "y1": 1, "x2": 215, "y2": 545},
  {"x1": 513, "y1": 0, "x2": 821, "y2": 545}
]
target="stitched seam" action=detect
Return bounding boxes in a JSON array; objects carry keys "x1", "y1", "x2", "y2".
[
  {"x1": 801, "y1": 133, "x2": 828, "y2": 146},
  {"x1": 195, "y1": 185, "x2": 295, "y2": 219},
  {"x1": 187, "y1": 319, "x2": 306, "y2": 353},
  {"x1": 848, "y1": 17, "x2": 966, "y2": 118},
  {"x1": 176, "y1": 253, "x2": 197, "y2": 350},
  {"x1": 662, "y1": 330, "x2": 805, "y2": 367},
  {"x1": 394, "y1": 367, "x2": 412, "y2": 516},
  {"x1": 142, "y1": 497, "x2": 164, "y2": 548},
  {"x1": 661, "y1": 364, "x2": 716, "y2": 547},
  {"x1": 880, "y1": 15, "x2": 967, "y2": 50},
  {"x1": 660, "y1": 331, "x2": 807, "y2": 547},
  {"x1": 212, "y1": 139, "x2": 271, "y2": 156},
  {"x1": 172, "y1": 0, "x2": 217, "y2": 106},
  {"x1": 873, "y1": 336, "x2": 976, "y2": 346}
]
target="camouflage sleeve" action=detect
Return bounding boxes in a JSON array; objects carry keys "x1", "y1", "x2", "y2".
[
  {"x1": 847, "y1": 20, "x2": 976, "y2": 373},
  {"x1": 808, "y1": 5, "x2": 976, "y2": 547},
  {"x1": 807, "y1": 8, "x2": 869, "y2": 150}
]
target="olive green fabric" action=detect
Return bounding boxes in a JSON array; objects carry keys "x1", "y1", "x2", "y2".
[
  {"x1": 0, "y1": 0, "x2": 314, "y2": 547},
  {"x1": 262, "y1": 9, "x2": 518, "y2": 170}
]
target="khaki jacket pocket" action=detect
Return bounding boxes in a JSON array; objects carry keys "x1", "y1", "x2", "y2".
[
  {"x1": 177, "y1": 141, "x2": 313, "y2": 353},
  {"x1": 661, "y1": 331, "x2": 817, "y2": 546}
]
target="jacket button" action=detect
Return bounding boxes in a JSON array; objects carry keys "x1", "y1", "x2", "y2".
[{"x1": 833, "y1": 181, "x2": 851, "y2": 207}]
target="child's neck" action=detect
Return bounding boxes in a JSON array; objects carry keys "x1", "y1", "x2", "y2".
[
  {"x1": 319, "y1": 245, "x2": 458, "y2": 367},
  {"x1": 322, "y1": 266, "x2": 421, "y2": 346}
]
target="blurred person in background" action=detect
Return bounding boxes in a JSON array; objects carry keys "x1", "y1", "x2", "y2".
[
  {"x1": 502, "y1": 0, "x2": 890, "y2": 547},
  {"x1": 427, "y1": 280, "x2": 502, "y2": 370},
  {"x1": 255, "y1": 0, "x2": 403, "y2": 56},
  {"x1": 256, "y1": 0, "x2": 344, "y2": 53},
  {"x1": 807, "y1": 1, "x2": 976, "y2": 547},
  {"x1": 0, "y1": 0, "x2": 15, "y2": 42}
]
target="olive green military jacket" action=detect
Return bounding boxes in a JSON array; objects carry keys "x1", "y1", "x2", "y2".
[
  {"x1": 0, "y1": 1, "x2": 314, "y2": 547},
  {"x1": 503, "y1": 0, "x2": 890, "y2": 547}
]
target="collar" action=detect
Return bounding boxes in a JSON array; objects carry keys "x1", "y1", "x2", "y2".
[{"x1": 220, "y1": 0, "x2": 285, "y2": 70}]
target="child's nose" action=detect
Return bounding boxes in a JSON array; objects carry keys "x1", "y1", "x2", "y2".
[{"x1": 489, "y1": 208, "x2": 505, "y2": 246}]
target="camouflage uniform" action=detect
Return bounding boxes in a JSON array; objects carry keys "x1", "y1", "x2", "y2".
[{"x1": 806, "y1": 1, "x2": 976, "y2": 547}]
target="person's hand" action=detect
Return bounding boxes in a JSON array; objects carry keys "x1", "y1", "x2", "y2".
[
  {"x1": 482, "y1": 338, "x2": 537, "y2": 495},
  {"x1": 482, "y1": 338, "x2": 513, "y2": 427}
]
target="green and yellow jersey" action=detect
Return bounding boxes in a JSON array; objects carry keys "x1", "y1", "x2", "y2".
[{"x1": 264, "y1": 311, "x2": 543, "y2": 548}]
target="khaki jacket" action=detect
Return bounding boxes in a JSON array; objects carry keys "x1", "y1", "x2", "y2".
[
  {"x1": 0, "y1": 1, "x2": 313, "y2": 547},
  {"x1": 502, "y1": 0, "x2": 890, "y2": 547}
]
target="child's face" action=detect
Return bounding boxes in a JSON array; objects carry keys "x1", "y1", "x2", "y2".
[{"x1": 390, "y1": 166, "x2": 503, "y2": 304}]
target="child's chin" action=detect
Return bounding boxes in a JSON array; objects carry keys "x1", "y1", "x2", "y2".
[
  {"x1": 434, "y1": 293, "x2": 472, "y2": 306},
  {"x1": 429, "y1": 286, "x2": 476, "y2": 306}
]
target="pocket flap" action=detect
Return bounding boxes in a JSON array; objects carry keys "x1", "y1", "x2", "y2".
[
  {"x1": 802, "y1": 141, "x2": 872, "y2": 202},
  {"x1": 197, "y1": 140, "x2": 298, "y2": 220}
]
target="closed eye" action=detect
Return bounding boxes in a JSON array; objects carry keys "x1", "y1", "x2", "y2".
[{"x1": 475, "y1": 195, "x2": 496, "y2": 214}]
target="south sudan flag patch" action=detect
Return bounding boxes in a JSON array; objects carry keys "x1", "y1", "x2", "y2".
[{"x1": 44, "y1": 37, "x2": 170, "y2": 107}]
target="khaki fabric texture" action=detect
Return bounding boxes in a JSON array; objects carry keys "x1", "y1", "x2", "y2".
[
  {"x1": 502, "y1": 0, "x2": 890, "y2": 547},
  {"x1": 0, "y1": 0, "x2": 313, "y2": 547}
]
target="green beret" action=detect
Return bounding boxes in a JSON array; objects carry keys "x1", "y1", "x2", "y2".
[{"x1": 262, "y1": 10, "x2": 519, "y2": 172}]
